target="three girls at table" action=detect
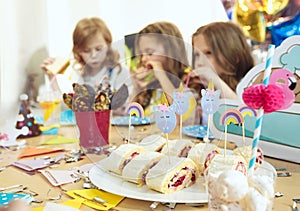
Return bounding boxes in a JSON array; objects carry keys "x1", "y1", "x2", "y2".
[{"x1": 41, "y1": 18, "x2": 254, "y2": 119}]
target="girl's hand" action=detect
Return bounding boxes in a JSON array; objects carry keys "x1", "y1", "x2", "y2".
[
  {"x1": 40, "y1": 57, "x2": 56, "y2": 78},
  {"x1": 145, "y1": 61, "x2": 164, "y2": 79},
  {"x1": 192, "y1": 67, "x2": 238, "y2": 99},
  {"x1": 132, "y1": 65, "x2": 156, "y2": 88},
  {"x1": 191, "y1": 66, "x2": 221, "y2": 89},
  {"x1": 40, "y1": 57, "x2": 55, "y2": 71}
]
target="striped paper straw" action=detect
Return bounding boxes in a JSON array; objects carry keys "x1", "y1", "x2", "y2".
[{"x1": 248, "y1": 44, "x2": 275, "y2": 175}]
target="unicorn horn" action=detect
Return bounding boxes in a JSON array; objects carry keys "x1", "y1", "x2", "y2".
[
  {"x1": 208, "y1": 79, "x2": 214, "y2": 91},
  {"x1": 161, "y1": 92, "x2": 169, "y2": 106}
]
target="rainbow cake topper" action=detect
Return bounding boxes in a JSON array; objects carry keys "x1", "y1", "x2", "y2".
[
  {"x1": 219, "y1": 108, "x2": 244, "y2": 156},
  {"x1": 220, "y1": 108, "x2": 244, "y2": 126},
  {"x1": 126, "y1": 102, "x2": 144, "y2": 143},
  {"x1": 237, "y1": 104, "x2": 257, "y2": 146},
  {"x1": 126, "y1": 102, "x2": 145, "y2": 118},
  {"x1": 237, "y1": 105, "x2": 257, "y2": 117}
]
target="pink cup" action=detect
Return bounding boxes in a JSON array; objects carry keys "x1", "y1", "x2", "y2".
[{"x1": 75, "y1": 110, "x2": 110, "y2": 149}]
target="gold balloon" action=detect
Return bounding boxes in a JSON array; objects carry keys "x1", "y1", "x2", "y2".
[
  {"x1": 261, "y1": 0, "x2": 289, "y2": 16},
  {"x1": 233, "y1": 1, "x2": 266, "y2": 42}
]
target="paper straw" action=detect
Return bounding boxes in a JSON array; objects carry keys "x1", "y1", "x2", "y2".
[{"x1": 248, "y1": 44, "x2": 275, "y2": 174}]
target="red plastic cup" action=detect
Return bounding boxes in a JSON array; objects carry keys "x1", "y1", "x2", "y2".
[{"x1": 75, "y1": 110, "x2": 110, "y2": 149}]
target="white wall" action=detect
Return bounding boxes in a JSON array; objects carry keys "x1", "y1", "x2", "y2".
[
  {"x1": 0, "y1": 0, "x2": 48, "y2": 118},
  {"x1": 0, "y1": 0, "x2": 228, "y2": 118},
  {"x1": 47, "y1": 0, "x2": 228, "y2": 56}
]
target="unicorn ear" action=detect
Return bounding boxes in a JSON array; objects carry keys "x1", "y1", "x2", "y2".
[
  {"x1": 169, "y1": 104, "x2": 176, "y2": 112},
  {"x1": 201, "y1": 89, "x2": 207, "y2": 97},
  {"x1": 153, "y1": 105, "x2": 159, "y2": 112},
  {"x1": 215, "y1": 90, "x2": 221, "y2": 98},
  {"x1": 172, "y1": 91, "x2": 176, "y2": 98}
]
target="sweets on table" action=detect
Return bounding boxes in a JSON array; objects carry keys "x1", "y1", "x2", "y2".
[
  {"x1": 206, "y1": 154, "x2": 248, "y2": 177},
  {"x1": 63, "y1": 82, "x2": 128, "y2": 112},
  {"x1": 122, "y1": 151, "x2": 164, "y2": 186},
  {"x1": 138, "y1": 134, "x2": 167, "y2": 152},
  {"x1": 205, "y1": 149, "x2": 275, "y2": 211},
  {"x1": 215, "y1": 170, "x2": 249, "y2": 202},
  {"x1": 232, "y1": 145, "x2": 264, "y2": 170},
  {"x1": 187, "y1": 142, "x2": 221, "y2": 174},
  {"x1": 161, "y1": 139, "x2": 194, "y2": 157},
  {"x1": 145, "y1": 156, "x2": 198, "y2": 194},
  {"x1": 206, "y1": 167, "x2": 275, "y2": 211},
  {"x1": 103, "y1": 144, "x2": 146, "y2": 175}
]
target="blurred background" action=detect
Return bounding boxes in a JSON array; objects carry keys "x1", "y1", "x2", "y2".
[{"x1": 0, "y1": 0, "x2": 299, "y2": 118}]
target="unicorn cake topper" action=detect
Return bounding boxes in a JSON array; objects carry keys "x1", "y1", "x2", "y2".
[
  {"x1": 172, "y1": 83, "x2": 190, "y2": 115},
  {"x1": 201, "y1": 80, "x2": 221, "y2": 142},
  {"x1": 154, "y1": 92, "x2": 177, "y2": 134},
  {"x1": 201, "y1": 80, "x2": 221, "y2": 115}
]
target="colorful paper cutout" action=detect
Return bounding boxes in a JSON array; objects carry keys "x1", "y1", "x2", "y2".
[
  {"x1": 126, "y1": 102, "x2": 145, "y2": 118},
  {"x1": 39, "y1": 170, "x2": 79, "y2": 186},
  {"x1": 15, "y1": 94, "x2": 41, "y2": 138},
  {"x1": 0, "y1": 193, "x2": 33, "y2": 206},
  {"x1": 66, "y1": 189, "x2": 124, "y2": 211},
  {"x1": 18, "y1": 146, "x2": 65, "y2": 159},
  {"x1": 154, "y1": 104, "x2": 177, "y2": 134},
  {"x1": 32, "y1": 199, "x2": 83, "y2": 211},
  {"x1": 42, "y1": 136, "x2": 79, "y2": 145}
]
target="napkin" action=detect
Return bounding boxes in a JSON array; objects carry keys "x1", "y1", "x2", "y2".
[
  {"x1": 43, "y1": 202, "x2": 80, "y2": 211},
  {"x1": 66, "y1": 189, "x2": 124, "y2": 210},
  {"x1": 32, "y1": 199, "x2": 83, "y2": 211},
  {"x1": 42, "y1": 136, "x2": 79, "y2": 145},
  {"x1": 12, "y1": 153, "x2": 65, "y2": 171},
  {"x1": 17, "y1": 146, "x2": 65, "y2": 159},
  {"x1": 39, "y1": 169, "x2": 79, "y2": 186}
]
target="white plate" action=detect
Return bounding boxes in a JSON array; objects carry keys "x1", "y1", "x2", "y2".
[
  {"x1": 89, "y1": 158, "x2": 275, "y2": 204},
  {"x1": 89, "y1": 159, "x2": 208, "y2": 203}
]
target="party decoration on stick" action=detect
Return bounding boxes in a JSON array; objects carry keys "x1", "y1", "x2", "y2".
[
  {"x1": 237, "y1": 105, "x2": 257, "y2": 146},
  {"x1": 243, "y1": 44, "x2": 275, "y2": 175},
  {"x1": 219, "y1": 108, "x2": 244, "y2": 156},
  {"x1": 172, "y1": 83, "x2": 190, "y2": 140},
  {"x1": 243, "y1": 44, "x2": 296, "y2": 174},
  {"x1": 200, "y1": 80, "x2": 221, "y2": 142},
  {"x1": 154, "y1": 92, "x2": 177, "y2": 161},
  {"x1": 126, "y1": 102, "x2": 144, "y2": 143}
]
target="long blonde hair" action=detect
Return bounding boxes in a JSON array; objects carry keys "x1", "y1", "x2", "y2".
[
  {"x1": 72, "y1": 17, "x2": 120, "y2": 71},
  {"x1": 192, "y1": 21, "x2": 254, "y2": 90}
]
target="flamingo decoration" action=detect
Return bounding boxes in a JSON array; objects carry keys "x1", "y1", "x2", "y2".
[
  {"x1": 242, "y1": 68, "x2": 296, "y2": 113},
  {"x1": 269, "y1": 68, "x2": 296, "y2": 109}
]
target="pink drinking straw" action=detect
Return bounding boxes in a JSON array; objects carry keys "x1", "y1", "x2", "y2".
[{"x1": 248, "y1": 44, "x2": 275, "y2": 175}]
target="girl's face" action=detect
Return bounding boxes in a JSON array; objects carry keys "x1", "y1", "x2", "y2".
[
  {"x1": 193, "y1": 34, "x2": 222, "y2": 75},
  {"x1": 138, "y1": 35, "x2": 167, "y2": 68},
  {"x1": 79, "y1": 32, "x2": 108, "y2": 70}
]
